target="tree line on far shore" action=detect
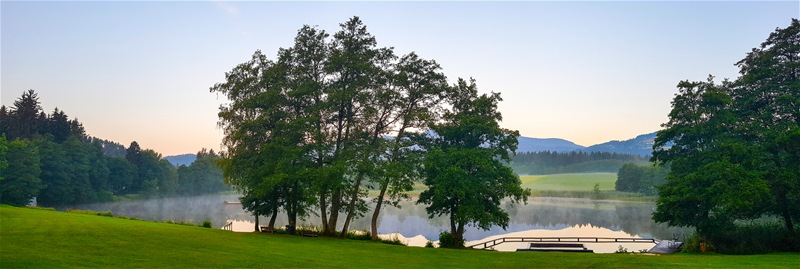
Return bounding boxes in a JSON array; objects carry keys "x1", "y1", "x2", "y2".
[
  {"x1": 0, "y1": 90, "x2": 228, "y2": 207},
  {"x1": 512, "y1": 151, "x2": 648, "y2": 175}
]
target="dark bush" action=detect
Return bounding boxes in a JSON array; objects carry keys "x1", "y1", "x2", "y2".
[
  {"x1": 438, "y1": 231, "x2": 464, "y2": 249},
  {"x1": 66, "y1": 209, "x2": 113, "y2": 217},
  {"x1": 345, "y1": 230, "x2": 372, "y2": 240},
  {"x1": 685, "y1": 220, "x2": 800, "y2": 254}
]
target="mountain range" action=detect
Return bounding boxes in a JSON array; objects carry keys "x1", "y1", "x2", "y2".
[
  {"x1": 164, "y1": 132, "x2": 658, "y2": 166},
  {"x1": 520, "y1": 132, "x2": 657, "y2": 156}
]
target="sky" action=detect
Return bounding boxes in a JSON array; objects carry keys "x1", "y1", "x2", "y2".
[{"x1": 1, "y1": 1, "x2": 797, "y2": 156}]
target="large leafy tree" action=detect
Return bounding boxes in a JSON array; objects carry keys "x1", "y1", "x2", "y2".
[
  {"x1": 107, "y1": 156, "x2": 136, "y2": 195},
  {"x1": 732, "y1": 18, "x2": 800, "y2": 235},
  {"x1": 124, "y1": 141, "x2": 175, "y2": 195},
  {"x1": 213, "y1": 17, "x2": 504, "y2": 238},
  {"x1": 177, "y1": 149, "x2": 226, "y2": 195},
  {"x1": 615, "y1": 163, "x2": 667, "y2": 195},
  {"x1": 652, "y1": 78, "x2": 772, "y2": 244},
  {"x1": 320, "y1": 17, "x2": 392, "y2": 236},
  {"x1": 368, "y1": 52, "x2": 449, "y2": 240},
  {"x1": 653, "y1": 20, "x2": 800, "y2": 249},
  {"x1": 418, "y1": 78, "x2": 530, "y2": 247},
  {"x1": 212, "y1": 17, "x2": 402, "y2": 236},
  {"x1": 36, "y1": 137, "x2": 106, "y2": 206},
  {"x1": 212, "y1": 47, "x2": 314, "y2": 233},
  {"x1": 0, "y1": 139, "x2": 42, "y2": 206}
]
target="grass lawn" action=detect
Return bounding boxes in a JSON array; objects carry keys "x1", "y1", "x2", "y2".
[{"x1": 1, "y1": 205, "x2": 797, "y2": 268}]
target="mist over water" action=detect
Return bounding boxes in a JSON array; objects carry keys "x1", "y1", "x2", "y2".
[
  {"x1": 69, "y1": 194, "x2": 689, "y2": 244},
  {"x1": 68, "y1": 193, "x2": 248, "y2": 229}
]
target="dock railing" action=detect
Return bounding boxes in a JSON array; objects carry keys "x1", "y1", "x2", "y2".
[
  {"x1": 467, "y1": 237, "x2": 656, "y2": 250},
  {"x1": 222, "y1": 222, "x2": 233, "y2": 231}
]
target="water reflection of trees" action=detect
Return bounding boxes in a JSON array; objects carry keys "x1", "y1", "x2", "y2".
[{"x1": 70, "y1": 195, "x2": 689, "y2": 241}]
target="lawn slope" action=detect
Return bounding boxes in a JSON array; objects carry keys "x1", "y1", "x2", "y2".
[{"x1": 1, "y1": 205, "x2": 797, "y2": 268}]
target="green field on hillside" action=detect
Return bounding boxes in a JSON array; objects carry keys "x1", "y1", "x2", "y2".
[
  {"x1": 1, "y1": 205, "x2": 797, "y2": 268},
  {"x1": 521, "y1": 173, "x2": 617, "y2": 191}
]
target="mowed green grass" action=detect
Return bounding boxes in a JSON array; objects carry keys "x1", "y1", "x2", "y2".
[
  {"x1": 1, "y1": 205, "x2": 798, "y2": 268},
  {"x1": 521, "y1": 173, "x2": 617, "y2": 191}
]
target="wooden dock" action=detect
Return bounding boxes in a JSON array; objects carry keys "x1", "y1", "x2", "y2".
[
  {"x1": 517, "y1": 242, "x2": 594, "y2": 253},
  {"x1": 467, "y1": 237, "x2": 656, "y2": 250}
]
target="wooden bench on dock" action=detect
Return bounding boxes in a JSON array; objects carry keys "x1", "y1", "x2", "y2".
[
  {"x1": 260, "y1": 226, "x2": 275, "y2": 234},
  {"x1": 517, "y1": 243, "x2": 593, "y2": 253}
]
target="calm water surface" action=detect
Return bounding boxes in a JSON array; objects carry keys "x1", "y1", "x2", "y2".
[{"x1": 71, "y1": 193, "x2": 689, "y2": 253}]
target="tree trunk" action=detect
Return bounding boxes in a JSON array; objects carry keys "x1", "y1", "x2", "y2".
[
  {"x1": 456, "y1": 222, "x2": 465, "y2": 248},
  {"x1": 449, "y1": 209, "x2": 457, "y2": 241},
  {"x1": 340, "y1": 173, "x2": 365, "y2": 238},
  {"x1": 783, "y1": 213, "x2": 795, "y2": 235},
  {"x1": 370, "y1": 186, "x2": 387, "y2": 240},
  {"x1": 287, "y1": 196, "x2": 297, "y2": 235},
  {"x1": 326, "y1": 189, "x2": 341, "y2": 235},
  {"x1": 370, "y1": 127, "x2": 407, "y2": 240},
  {"x1": 774, "y1": 189, "x2": 796, "y2": 236},
  {"x1": 268, "y1": 207, "x2": 278, "y2": 228},
  {"x1": 254, "y1": 213, "x2": 260, "y2": 232},
  {"x1": 319, "y1": 192, "x2": 329, "y2": 234}
]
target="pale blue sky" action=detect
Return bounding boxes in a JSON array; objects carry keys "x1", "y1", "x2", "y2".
[{"x1": 2, "y1": 1, "x2": 797, "y2": 155}]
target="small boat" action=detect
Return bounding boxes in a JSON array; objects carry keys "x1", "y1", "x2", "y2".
[{"x1": 648, "y1": 240, "x2": 684, "y2": 254}]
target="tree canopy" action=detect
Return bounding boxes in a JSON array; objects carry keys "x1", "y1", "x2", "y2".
[
  {"x1": 652, "y1": 19, "x2": 800, "y2": 249},
  {"x1": 417, "y1": 78, "x2": 530, "y2": 247},
  {"x1": 211, "y1": 17, "x2": 524, "y2": 240}
]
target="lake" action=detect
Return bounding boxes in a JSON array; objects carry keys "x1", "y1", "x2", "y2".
[{"x1": 69, "y1": 193, "x2": 690, "y2": 253}]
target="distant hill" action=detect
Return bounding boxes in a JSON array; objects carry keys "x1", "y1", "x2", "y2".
[
  {"x1": 512, "y1": 132, "x2": 656, "y2": 174},
  {"x1": 164, "y1": 132, "x2": 657, "y2": 167},
  {"x1": 515, "y1": 132, "x2": 657, "y2": 157},
  {"x1": 164, "y1": 154, "x2": 197, "y2": 167},
  {"x1": 516, "y1": 137, "x2": 585, "y2": 153},
  {"x1": 581, "y1": 132, "x2": 656, "y2": 156}
]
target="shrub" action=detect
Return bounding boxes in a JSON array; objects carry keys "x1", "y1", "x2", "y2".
[
  {"x1": 94, "y1": 191, "x2": 115, "y2": 202},
  {"x1": 201, "y1": 220, "x2": 212, "y2": 228},
  {"x1": 592, "y1": 183, "x2": 604, "y2": 200},
  {"x1": 345, "y1": 230, "x2": 372, "y2": 240},
  {"x1": 708, "y1": 220, "x2": 799, "y2": 254},
  {"x1": 683, "y1": 219, "x2": 800, "y2": 254},
  {"x1": 67, "y1": 209, "x2": 113, "y2": 217},
  {"x1": 425, "y1": 241, "x2": 435, "y2": 248},
  {"x1": 438, "y1": 231, "x2": 463, "y2": 249},
  {"x1": 165, "y1": 220, "x2": 194, "y2": 226},
  {"x1": 25, "y1": 206, "x2": 55, "y2": 211},
  {"x1": 296, "y1": 224, "x2": 321, "y2": 236},
  {"x1": 380, "y1": 234, "x2": 406, "y2": 246},
  {"x1": 681, "y1": 232, "x2": 714, "y2": 253}
]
